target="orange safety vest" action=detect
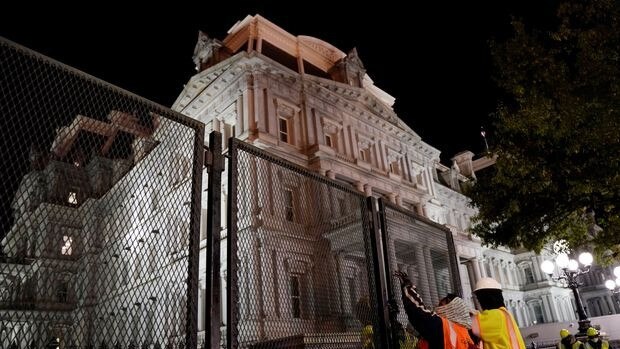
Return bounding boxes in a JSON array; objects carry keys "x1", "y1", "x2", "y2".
[
  {"x1": 472, "y1": 307, "x2": 525, "y2": 349},
  {"x1": 417, "y1": 317, "x2": 474, "y2": 349}
]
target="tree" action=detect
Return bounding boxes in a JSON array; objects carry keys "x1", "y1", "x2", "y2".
[{"x1": 467, "y1": 0, "x2": 620, "y2": 260}]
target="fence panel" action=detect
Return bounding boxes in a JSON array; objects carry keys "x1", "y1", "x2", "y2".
[
  {"x1": 227, "y1": 139, "x2": 384, "y2": 349},
  {"x1": 0, "y1": 38, "x2": 204, "y2": 348},
  {"x1": 378, "y1": 199, "x2": 461, "y2": 334}
]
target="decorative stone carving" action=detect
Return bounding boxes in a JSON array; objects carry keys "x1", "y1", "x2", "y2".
[{"x1": 192, "y1": 31, "x2": 224, "y2": 72}]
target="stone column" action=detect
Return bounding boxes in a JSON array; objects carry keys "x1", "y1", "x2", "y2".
[
  {"x1": 471, "y1": 259, "x2": 481, "y2": 283},
  {"x1": 261, "y1": 244, "x2": 277, "y2": 318},
  {"x1": 541, "y1": 295, "x2": 555, "y2": 322},
  {"x1": 395, "y1": 194, "x2": 402, "y2": 206},
  {"x1": 424, "y1": 247, "x2": 439, "y2": 305},
  {"x1": 326, "y1": 170, "x2": 336, "y2": 180},
  {"x1": 414, "y1": 245, "x2": 431, "y2": 303},
  {"x1": 487, "y1": 258, "x2": 496, "y2": 279},
  {"x1": 477, "y1": 258, "x2": 487, "y2": 278},
  {"x1": 496, "y1": 260, "x2": 506, "y2": 286},
  {"x1": 532, "y1": 256, "x2": 543, "y2": 281}
]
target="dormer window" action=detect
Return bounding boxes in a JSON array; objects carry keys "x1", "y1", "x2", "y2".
[
  {"x1": 67, "y1": 191, "x2": 78, "y2": 205},
  {"x1": 61, "y1": 235, "x2": 73, "y2": 256}
]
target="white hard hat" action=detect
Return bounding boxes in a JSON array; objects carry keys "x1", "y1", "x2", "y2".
[{"x1": 473, "y1": 277, "x2": 502, "y2": 292}]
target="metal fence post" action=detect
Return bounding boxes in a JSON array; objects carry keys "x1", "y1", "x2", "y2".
[
  {"x1": 377, "y1": 199, "x2": 400, "y2": 349},
  {"x1": 227, "y1": 137, "x2": 239, "y2": 349},
  {"x1": 367, "y1": 196, "x2": 392, "y2": 349},
  {"x1": 206, "y1": 131, "x2": 224, "y2": 349},
  {"x1": 186, "y1": 122, "x2": 205, "y2": 349}
]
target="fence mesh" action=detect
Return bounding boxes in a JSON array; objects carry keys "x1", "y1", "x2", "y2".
[
  {"x1": 227, "y1": 139, "x2": 381, "y2": 349},
  {"x1": 381, "y1": 203, "x2": 460, "y2": 332},
  {"x1": 0, "y1": 38, "x2": 203, "y2": 348}
]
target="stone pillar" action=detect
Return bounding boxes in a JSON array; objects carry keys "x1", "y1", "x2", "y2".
[
  {"x1": 541, "y1": 295, "x2": 555, "y2": 322},
  {"x1": 531, "y1": 256, "x2": 543, "y2": 281},
  {"x1": 505, "y1": 263, "x2": 514, "y2": 286},
  {"x1": 414, "y1": 245, "x2": 431, "y2": 303},
  {"x1": 424, "y1": 247, "x2": 439, "y2": 305},
  {"x1": 477, "y1": 258, "x2": 487, "y2": 278},
  {"x1": 471, "y1": 259, "x2": 481, "y2": 283},
  {"x1": 261, "y1": 244, "x2": 277, "y2": 318},
  {"x1": 487, "y1": 258, "x2": 496, "y2": 279},
  {"x1": 496, "y1": 260, "x2": 506, "y2": 286},
  {"x1": 326, "y1": 170, "x2": 336, "y2": 180}
]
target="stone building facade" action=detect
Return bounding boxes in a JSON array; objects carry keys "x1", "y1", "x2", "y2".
[
  {"x1": 1, "y1": 111, "x2": 195, "y2": 347},
  {"x1": 172, "y1": 15, "x2": 619, "y2": 339}
]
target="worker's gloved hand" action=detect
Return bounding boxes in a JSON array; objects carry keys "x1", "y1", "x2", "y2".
[{"x1": 394, "y1": 271, "x2": 413, "y2": 288}]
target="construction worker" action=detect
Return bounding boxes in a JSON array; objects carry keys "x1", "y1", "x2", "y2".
[
  {"x1": 557, "y1": 329, "x2": 583, "y2": 349},
  {"x1": 471, "y1": 277, "x2": 525, "y2": 349},
  {"x1": 584, "y1": 327, "x2": 608, "y2": 349},
  {"x1": 395, "y1": 271, "x2": 475, "y2": 349}
]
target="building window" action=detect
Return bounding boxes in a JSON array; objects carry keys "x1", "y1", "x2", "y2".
[
  {"x1": 390, "y1": 161, "x2": 400, "y2": 175},
  {"x1": 283, "y1": 189, "x2": 294, "y2": 222},
  {"x1": 67, "y1": 191, "x2": 78, "y2": 205},
  {"x1": 290, "y1": 275, "x2": 301, "y2": 318},
  {"x1": 524, "y1": 265, "x2": 535, "y2": 284},
  {"x1": 325, "y1": 134, "x2": 333, "y2": 147},
  {"x1": 56, "y1": 281, "x2": 69, "y2": 303},
  {"x1": 532, "y1": 302, "x2": 545, "y2": 323},
  {"x1": 279, "y1": 117, "x2": 290, "y2": 143},
  {"x1": 359, "y1": 149, "x2": 367, "y2": 161},
  {"x1": 61, "y1": 235, "x2": 73, "y2": 256}
]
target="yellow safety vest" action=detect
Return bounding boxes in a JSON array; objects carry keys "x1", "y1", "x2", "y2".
[
  {"x1": 584, "y1": 340, "x2": 609, "y2": 349},
  {"x1": 558, "y1": 340, "x2": 583, "y2": 349},
  {"x1": 472, "y1": 307, "x2": 525, "y2": 349},
  {"x1": 362, "y1": 324, "x2": 374, "y2": 349}
]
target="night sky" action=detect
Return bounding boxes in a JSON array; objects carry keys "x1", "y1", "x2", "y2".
[{"x1": 0, "y1": 1, "x2": 556, "y2": 164}]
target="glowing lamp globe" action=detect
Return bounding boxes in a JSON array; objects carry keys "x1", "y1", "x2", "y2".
[
  {"x1": 541, "y1": 260, "x2": 555, "y2": 275},
  {"x1": 556, "y1": 253, "x2": 570, "y2": 269},
  {"x1": 568, "y1": 259, "x2": 579, "y2": 271},
  {"x1": 614, "y1": 266, "x2": 620, "y2": 278},
  {"x1": 578, "y1": 252, "x2": 593, "y2": 266},
  {"x1": 605, "y1": 280, "x2": 616, "y2": 290}
]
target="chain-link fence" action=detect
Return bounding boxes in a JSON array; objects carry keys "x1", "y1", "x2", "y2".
[
  {"x1": 226, "y1": 139, "x2": 385, "y2": 349},
  {"x1": 0, "y1": 38, "x2": 204, "y2": 348},
  {"x1": 378, "y1": 200, "x2": 461, "y2": 332}
]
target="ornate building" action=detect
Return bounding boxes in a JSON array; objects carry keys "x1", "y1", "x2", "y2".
[
  {"x1": 172, "y1": 15, "x2": 618, "y2": 338},
  {"x1": 1, "y1": 111, "x2": 195, "y2": 347}
]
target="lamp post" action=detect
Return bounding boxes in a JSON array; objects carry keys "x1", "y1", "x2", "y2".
[{"x1": 541, "y1": 251, "x2": 593, "y2": 334}]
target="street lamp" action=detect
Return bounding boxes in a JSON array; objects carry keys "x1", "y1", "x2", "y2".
[{"x1": 541, "y1": 251, "x2": 593, "y2": 334}]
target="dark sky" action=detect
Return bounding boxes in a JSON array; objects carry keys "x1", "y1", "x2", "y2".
[{"x1": 0, "y1": 1, "x2": 556, "y2": 164}]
